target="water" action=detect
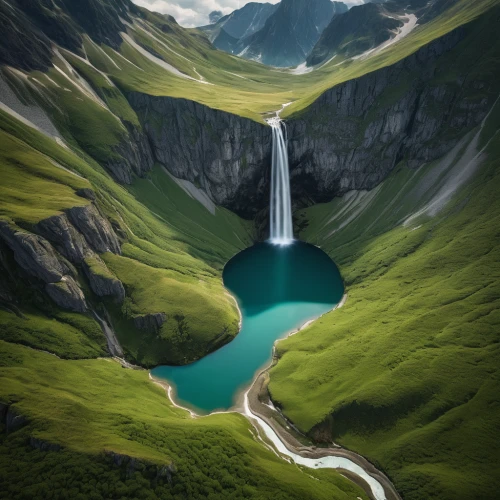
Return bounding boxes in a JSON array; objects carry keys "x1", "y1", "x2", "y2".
[
  {"x1": 152, "y1": 241, "x2": 343, "y2": 413},
  {"x1": 269, "y1": 118, "x2": 293, "y2": 245}
]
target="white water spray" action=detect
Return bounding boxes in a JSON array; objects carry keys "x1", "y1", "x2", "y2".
[{"x1": 268, "y1": 117, "x2": 294, "y2": 245}]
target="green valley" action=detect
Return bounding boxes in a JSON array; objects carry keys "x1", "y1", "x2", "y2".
[{"x1": 0, "y1": 0, "x2": 499, "y2": 498}]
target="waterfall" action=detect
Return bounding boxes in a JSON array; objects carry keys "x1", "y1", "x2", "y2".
[{"x1": 268, "y1": 117, "x2": 294, "y2": 245}]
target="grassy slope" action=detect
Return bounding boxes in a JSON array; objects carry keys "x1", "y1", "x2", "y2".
[
  {"x1": 268, "y1": 102, "x2": 500, "y2": 498},
  {"x1": 71, "y1": 0, "x2": 498, "y2": 123},
  {"x1": 0, "y1": 340, "x2": 367, "y2": 500},
  {"x1": 0, "y1": 106, "x2": 253, "y2": 366}
]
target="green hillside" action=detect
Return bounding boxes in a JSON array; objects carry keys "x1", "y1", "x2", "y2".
[
  {"x1": 1, "y1": 0, "x2": 500, "y2": 498},
  {"x1": 0, "y1": 340, "x2": 367, "y2": 500},
  {"x1": 268, "y1": 85, "x2": 500, "y2": 500}
]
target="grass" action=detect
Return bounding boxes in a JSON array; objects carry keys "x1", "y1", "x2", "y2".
[
  {"x1": 0, "y1": 310, "x2": 107, "y2": 359},
  {"x1": 0, "y1": 130, "x2": 89, "y2": 225},
  {"x1": 0, "y1": 100, "x2": 252, "y2": 366},
  {"x1": 0, "y1": 341, "x2": 368, "y2": 500},
  {"x1": 268, "y1": 116, "x2": 500, "y2": 498},
  {"x1": 102, "y1": 252, "x2": 240, "y2": 366},
  {"x1": 69, "y1": 0, "x2": 499, "y2": 123}
]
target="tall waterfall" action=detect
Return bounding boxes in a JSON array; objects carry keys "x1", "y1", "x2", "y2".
[{"x1": 268, "y1": 117, "x2": 294, "y2": 245}]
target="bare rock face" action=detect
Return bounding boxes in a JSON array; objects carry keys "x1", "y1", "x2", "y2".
[
  {"x1": 286, "y1": 26, "x2": 495, "y2": 203},
  {"x1": 133, "y1": 313, "x2": 167, "y2": 333},
  {"x1": 128, "y1": 24, "x2": 495, "y2": 219},
  {"x1": 35, "y1": 211, "x2": 93, "y2": 264},
  {"x1": 127, "y1": 93, "x2": 272, "y2": 218},
  {"x1": 0, "y1": 221, "x2": 70, "y2": 283},
  {"x1": 83, "y1": 258, "x2": 125, "y2": 303},
  {"x1": 106, "y1": 122, "x2": 155, "y2": 184},
  {"x1": 75, "y1": 188, "x2": 96, "y2": 201},
  {"x1": 66, "y1": 204, "x2": 121, "y2": 255},
  {"x1": 5, "y1": 406, "x2": 28, "y2": 435},
  {"x1": 45, "y1": 276, "x2": 88, "y2": 312}
]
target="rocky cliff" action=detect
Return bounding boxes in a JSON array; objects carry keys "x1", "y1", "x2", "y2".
[
  {"x1": 127, "y1": 93, "x2": 272, "y2": 218},
  {"x1": 127, "y1": 23, "x2": 496, "y2": 218},
  {"x1": 286, "y1": 25, "x2": 495, "y2": 203},
  {"x1": 0, "y1": 202, "x2": 123, "y2": 314}
]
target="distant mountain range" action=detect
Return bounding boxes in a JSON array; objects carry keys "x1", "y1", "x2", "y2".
[
  {"x1": 203, "y1": 2, "x2": 279, "y2": 42},
  {"x1": 200, "y1": 0, "x2": 460, "y2": 68},
  {"x1": 201, "y1": 0, "x2": 348, "y2": 67}
]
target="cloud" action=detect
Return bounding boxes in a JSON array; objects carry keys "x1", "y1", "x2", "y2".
[{"x1": 132, "y1": 0, "x2": 279, "y2": 28}]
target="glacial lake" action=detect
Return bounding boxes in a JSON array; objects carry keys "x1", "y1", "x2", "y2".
[{"x1": 151, "y1": 241, "x2": 344, "y2": 413}]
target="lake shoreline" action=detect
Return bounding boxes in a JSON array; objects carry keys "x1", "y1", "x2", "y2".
[{"x1": 148, "y1": 292, "x2": 400, "y2": 500}]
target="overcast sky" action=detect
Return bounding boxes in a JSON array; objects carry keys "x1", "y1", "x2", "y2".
[{"x1": 132, "y1": 0, "x2": 364, "y2": 28}]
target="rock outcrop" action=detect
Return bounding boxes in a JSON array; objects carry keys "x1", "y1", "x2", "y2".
[
  {"x1": 127, "y1": 93, "x2": 272, "y2": 218},
  {"x1": 106, "y1": 122, "x2": 155, "y2": 185},
  {"x1": 83, "y1": 258, "x2": 125, "y2": 303},
  {"x1": 0, "y1": 221, "x2": 71, "y2": 283},
  {"x1": 30, "y1": 437, "x2": 62, "y2": 452},
  {"x1": 3, "y1": 405, "x2": 28, "y2": 435},
  {"x1": 106, "y1": 451, "x2": 176, "y2": 483},
  {"x1": 45, "y1": 276, "x2": 88, "y2": 312},
  {"x1": 35, "y1": 210, "x2": 93, "y2": 264},
  {"x1": 67, "y1": 204, "x2": 121, "y2": 255},
  {"x1": 133, "y1": 313, "x2": 167, "y2": 333},
  {"x1": 127, "y1": 25, "x2": 495, "y2": 219}
]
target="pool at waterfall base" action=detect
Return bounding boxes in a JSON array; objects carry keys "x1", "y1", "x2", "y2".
[{"x1": 152, "y1": 241, "x2": 344, "y2": 413}]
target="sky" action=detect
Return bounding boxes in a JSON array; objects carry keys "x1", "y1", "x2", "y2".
[{"x1": 132, "y1": 0, "x2": 364, "y2": 28}]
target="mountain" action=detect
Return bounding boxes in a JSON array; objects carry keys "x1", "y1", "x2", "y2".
[
  {"x1": 0, "y1": 0, "x2": 500, "y2": 499},
  {"x1": 307, "y1": 2, "x2": 404, "y2": 65},
  {"x1": 200, "y1": 2, "x2": 278, "y2": 43},
  {"x1": 235, "y1": 0, "x2": 348, "y2": 67}
]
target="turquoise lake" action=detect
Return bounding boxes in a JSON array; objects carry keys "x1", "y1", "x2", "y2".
[{"x1": 151, "y1": 241, "x2": 344, "y2": 413}]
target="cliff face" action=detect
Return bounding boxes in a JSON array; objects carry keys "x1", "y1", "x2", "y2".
[
  {"x1": 127, "y1": 93, "x2": 272, "y2": 218},
  {"x1": 287, "y1": 26, "x2": 493, "y2": 203},
  {"x1": 0, "y1": 202, "x2": 123, "y2": 314},
  {"x1": 106, "y1": 122, "x2": 155, "y2": 185},
  {"x1": 126, "y1": 24, "x2": 495, "y2": 218}
]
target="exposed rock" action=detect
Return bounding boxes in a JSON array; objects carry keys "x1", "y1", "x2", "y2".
[
  {"x1": 35, "y1": 211, "x2": 93, "y2": 264},
  {"x1": 83, "y1": 258, "x2": 125, "y2": 303},
  {"x1": 5, "y1": 406, "x2": 28, "y2": 434},
  {"x1": 76, "y1": 188, "x2": 96, "y2": 201},
  {"x1": 127, "y1": 92, "x2": 272, "y2": 218},
  {"x1": 286, "y1": 25, "x2": 495, "y2": 203},
  {"x1": 0, "y1": 402, "x2": 8, "y2": 425},
  {"x1": 106, "y1": 450, "x2": 176, "y2": 483},
  {"x1": 106, "y1": 122, "x2": 155, "y2": 184},
  {"x1": 128, "y1": 25, "x2": 494, "y2": 219},
  {"x1": 45, "y1": 276, "x2": 87, "y2": 312},
  {"x1": 66, "y1": 204, "x2": 122, "y2": 255},
  {"x1": 30, "y1": 437, "x2": 62, "y2": 452},
  {"x1": 0, "y1": 221, "x2": 70, "y2": 283},
  {"x1": 134, "y1": 313, "x2": 167, "y2": 333}
]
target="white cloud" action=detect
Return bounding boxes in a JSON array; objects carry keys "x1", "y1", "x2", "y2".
[{"x1": 132, "y1": 0, "x2": 279, "y2": 28}]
